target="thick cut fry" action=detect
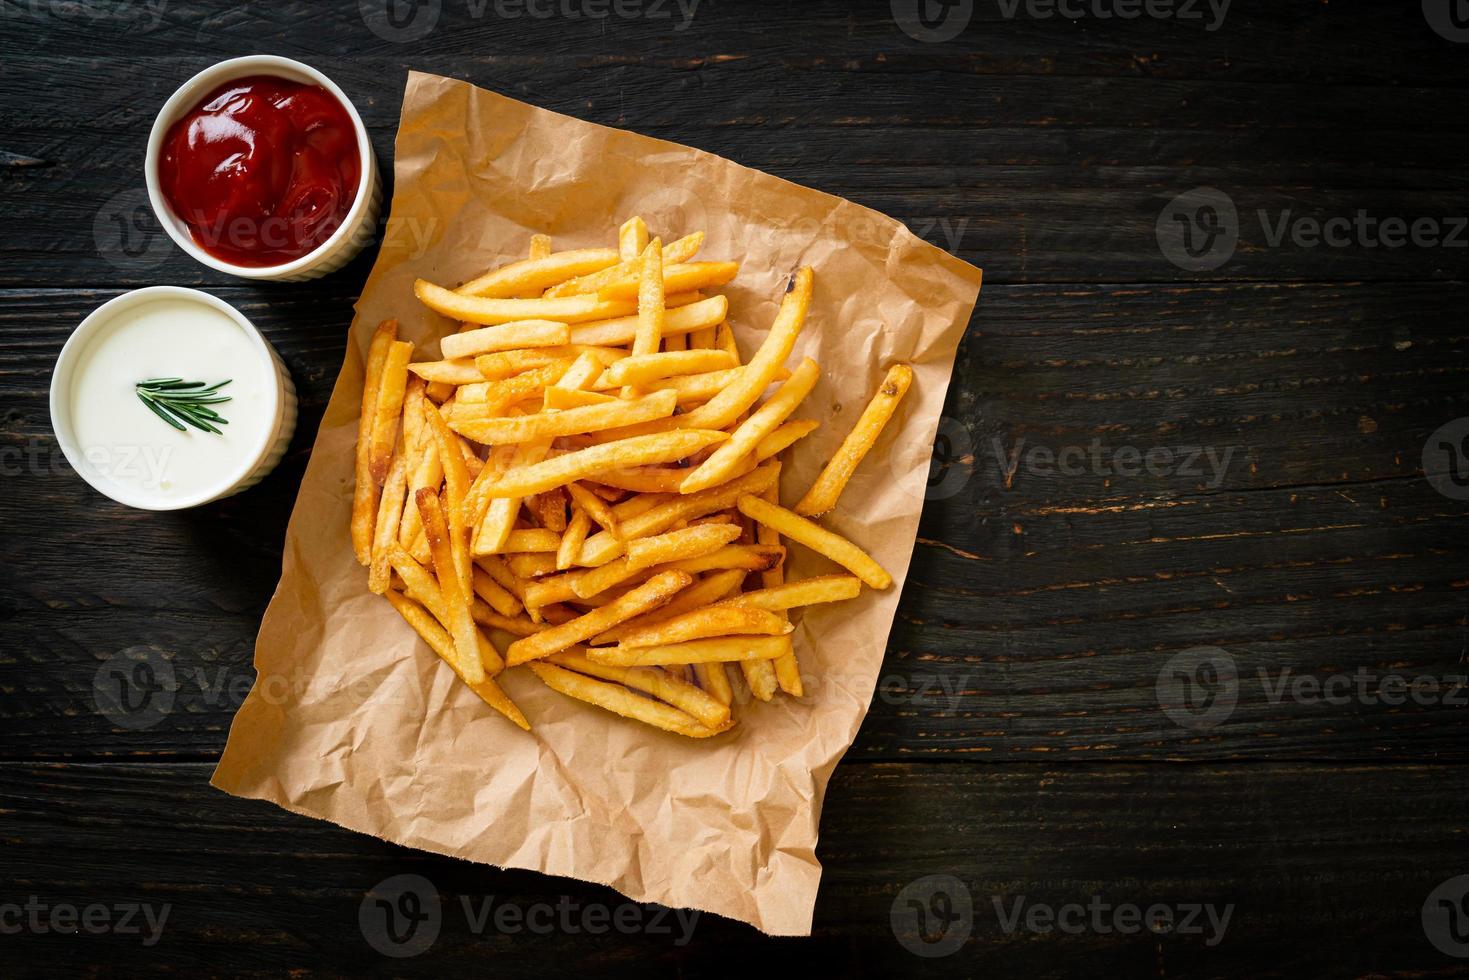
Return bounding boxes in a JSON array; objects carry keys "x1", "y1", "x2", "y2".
[
  {"x1": 457, "y1": 247, "x2": 619, "y2": 298},
  {"x1": 567, "y1": 295, "x2": 726, "y2": 347},
  {"x1": 451, "y1": 389, "x2": 677, "y2": 444},
  {"x1": 587, "y1": 635, "x2": 792, "y2": 667},
  {"x1": 547, "y1": 232, "x2": 703, "y2": 297},
  {"x1": 352, "y1": 320, "x2": 396, "y2": 564},
  {"x1": 598, "y1": 262, "x2": 739, "y2": 302},
  {"x1": 632, "y1": 237, "x2": 664, "y2": 359},
  {"x1": 624, "y1": 522, "x2": 743, "y2": 573},
  {"x1": 795, "y1": 363, "x2": 913, "y2": 516},
  {"x1": 506, "y1": 570, "x2": 692, "y2": 665},
  {"x1": 599, "y1": 349, "x2": 738, "y2": 389},
  {"x1": 368, "y1": 340, "x2": 413, "y2": 483},
  {"x1": 528, "y1": 662, "x2": 724, "y2": 737},
  {"x1": 681, "y1": 357, "x2": 820, "y2": 493},
  {"x1": 406, "y1": 358, "x2": 484, "y2": 385},
  {"x1": 619, "y1": 215, "x2": 648, "y2": 261},
  {"x1": 558, "y1": 508, "x2": 593, "y2": 571},
  {"x1": 502, "y1": 528, "x2": 563, "y2": 553},
  {"x1": 368, "y1": 443, "x2": 410, "y2": 594},
  {"x1": 417, "y1": 489, "x2": 491, "y2": 682},
  {"x1": 617, "y1": 605, "x2": 792, "y2": 649},
  {"x1": 547, "y1": 650, "x2": 730, "y2": 729},
  {"x1": 737, "y1": 494, "x2": 891, "y2": 589},
  {"x1": 485, "y1": 430, "x2": 729, "y2": 499},
  {"x1": 566, "y1": 482, "x2": 622, "y2": 540},
  {"x1": 720, "y1": 574, "x2": 862, "y2": 611},
  {"x1": 386, "y1": 591, "x2": 526, "y2": 729},
  {"x1": 440, "y1": 320, "x2": 570, "y2": 359},
  {"x1": 474, "y1": 345, "x2": 625, "y2": 381},
  {"x1": 756, "y1": 418, "x2": 819, "y2": 460},
  {"x1": 416, "y1": 279, "x2": 642, "y2": 326}
]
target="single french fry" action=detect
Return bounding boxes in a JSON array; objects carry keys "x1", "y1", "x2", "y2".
[
  {"x1": 406, "y1": 358, "x2": 484, "y2": 385},
  {"x1": 681, "y1": 357, "x2": 820, "y2": 494},
  {"x1": 554, "y1": 350, "x2": 607, "y2": 392},
  {"x1": 399, "y1": 400, "x2": 443, "y2": 551},
  {"x1": 425, "y1": 380, "x2": 455, "y2": 403},
  {"x1": 624, "y1": 522, "x2": 743, "y2": 573},
  {"x1": 558, "y1": 508, "x2": 593, "y2": 571},
  {"x1": 619, "y1": 215, "x2": 648, "y2": 261},
  {"x1": 720, "y1": 574, "x2": 863, "y2": 612},
  {"x1": 756, "y1": 418, "x2": 819, "y2": 460},
  {"x1": 368, "y1": 440, "x2": 410, "y2": 594},
  {"x1": 417, "y1": 489, "x2": 491, "y2": 682},
  {"x1": 388, "y1": 545, "x2": 447, "y2": 622},
  {"x1": 660, "y1": 543, "x2": 784, "y2": 576},
  {"x1": 547, "y1": 232, "x2": 703, "y2": 297},
  {"x1": 451, "y1": 389, "x2": 677, "y2": 444},
  {"x1": 471, "y1": 565, "x2": 522, "y2": 617},
  {"x1": 586, "y1": 634, "x2": 792, "y2": 667},
  {"x1": 425, "y1": 402, "x2": 473, "y2": 593},
  {"x1": 485, "y1": 430, "x2": 729, "y2": 499},
  {"x1": 352, "y1": 320, "x2": 396, "y2": 564},
  {"x1": 502, "y1": 528, "x2": 563, "y2": 553},
  {"x1": 368, "y1": 340, "x2": 413, "y2": 483},
  {"x1": 752, "y1": 477, "x2": 801, "y2": 696},
  {"x1": 586, "y1": 466, "x2": 690, "y2": 494},
  {"x1": 474, "y1": 345, "x2": 626, "y2": 381},
  {"x1": 543, "y1": 388, "x2": 617, "y2": 410},
  {"x1": 737, "y1": 494, "x2": 891, "y2": 589},
  {"x1": 528, "y1": 662, "x2": 725, "y2": 737},
  {"x1": 632, "y1": 237, "x2": 664, "y2": 360},
  {"x1": 506, "y1": 570, "x2": 692, "y2": 665},
  {"x1": 598, "y1": 349, "x2": 738, "y2": 389},
  {"x1": 385, "y1": 591, "x2": 527, "y2": 729},
  {"x1": 566, "y1": 482, "x2": 622, "y2": 541},
  {"x1": 714, "y1": 320, "x2": 739, "y2": 360},
  {"x1": 598, "y1": 262, "x2": 739, "y2": 302},
  {"x1": 463, "y1": 361, "x2": 572, "y2": 413},
  {"x1": 457, "y1": 247, "x2": 620, "y2": 298},
  {"x1": 642, "y1": 364, "x2": 789, "y2": 408},
  {"x1": 547, "y1": 650, "x2": 730, "y2": 729},
  {"x1": 617, "y1": 604, "x2": 792, "y2": 649},
  {"x1": 507, "y1": 552, "x2": 559, "y2": 580},
  {"x1": 416, "y1": 279, "x2": 643, "y2": 326},
  {"x1": 440, "y1": 320, "x2": 570, "y2": 359},
  {"x1": 795, "y1": 363, "x2": 914, "y2": 516},
  {"x1": 567, "y1": 295, "x2": 726, "y2": 347}
]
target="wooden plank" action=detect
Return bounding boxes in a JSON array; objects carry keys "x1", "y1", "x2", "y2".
[{"x1": 0, "y1": 761, "x2": 1464, "y2": 975}]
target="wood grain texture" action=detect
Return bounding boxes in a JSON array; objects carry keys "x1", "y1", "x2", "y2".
[{"x1": 1, "y1": 0, "x2": 1467, "y2": 974}]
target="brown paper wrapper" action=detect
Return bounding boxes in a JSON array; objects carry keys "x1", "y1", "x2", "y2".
[{"x1": 212, "y1": 71, "x2": 982, "y2": 936}]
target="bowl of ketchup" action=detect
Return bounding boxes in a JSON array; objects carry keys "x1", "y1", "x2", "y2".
[{"x1": 146, "y1": 56, "x2": 381, "y2": 281}]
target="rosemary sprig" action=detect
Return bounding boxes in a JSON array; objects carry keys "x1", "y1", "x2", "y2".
[{"x1": 135, "y1": 377, "x2": 233, "y2": 434}]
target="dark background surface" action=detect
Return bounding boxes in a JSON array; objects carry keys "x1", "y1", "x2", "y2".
[{"x1": 3, "y1": 1, "x2": 1468, "y2": 976}]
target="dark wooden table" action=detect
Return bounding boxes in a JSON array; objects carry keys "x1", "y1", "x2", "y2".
[{"x1": 4, "y1": 2, "x2": 1467, "y2": 976}]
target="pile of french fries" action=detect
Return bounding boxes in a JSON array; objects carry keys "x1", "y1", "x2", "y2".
[{"x1": 350, "y1": 216, "x2": 913, "y2": 737}]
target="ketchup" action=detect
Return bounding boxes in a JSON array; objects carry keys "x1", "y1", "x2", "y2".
[{"x1": 158, "y1": 75, "x2": 361, "y2": 267}]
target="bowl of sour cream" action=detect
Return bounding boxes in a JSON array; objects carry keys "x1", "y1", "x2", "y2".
[{"x1": 49, "y1": 286, "x2": 297, "y2": 510}]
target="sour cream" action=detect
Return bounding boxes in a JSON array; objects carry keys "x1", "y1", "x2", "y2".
[{"x1": 51, "y1": 287, "x2": 296, "y2": 509}]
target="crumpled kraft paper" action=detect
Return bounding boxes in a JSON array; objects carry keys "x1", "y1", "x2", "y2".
[{"x1": 212, "y1": 71, "x2": 982, "y2": 937}]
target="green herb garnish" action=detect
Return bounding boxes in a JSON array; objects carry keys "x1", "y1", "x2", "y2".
[{"x1": 135, "y1": 377, "x2": 233, "y2": 434}]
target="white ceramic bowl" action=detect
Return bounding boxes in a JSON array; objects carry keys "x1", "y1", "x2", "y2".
[
  {"x1": 145, "y1": 55, "x2": 382, "y2": 281},
  {"x1": 50, "y1": 286, "x2": 298, "y2": 510}
]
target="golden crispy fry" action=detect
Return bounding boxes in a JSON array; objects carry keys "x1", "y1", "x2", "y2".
[
  {"x1": 461, "y1": 362, "x2": 572, "y2": 414},
  {"x1": 599, "y1": 349, "x2": 738, "y2": 389},
  {"x1": 507, "y1": 552, "x2": 558, "y2": 580},
  {"x1": 756, "y1": 418, "x2": 819, "y2": 460},
  {"x1": 547, "y1": 232, "x2": 703, "y2": 297},
  {"x1": 616, "y1": 604, "x2": 792, "y2": 649},
  {"x1": 388, "y1": 545, "x2": 447, "y2": 622},
  {"x1": 737, "y1": 494, "x2": 891, "y2": 589},
  {"x1": 475, "y1": 554, "x2": 528, "y2": 604},
  {"x1": 417, "y1": 488, "x2": 491, "y2": 682},
  {"x1": 624, "y1": 522, "x2": 743, "y2": 573},
  {"x1": 547, "y1": 650, "x2": 730, "y2": 729},
  {"x1": 753, "y1": 477, "x2": 800, "y2": 696},
  {"x1": 681, "y1": 357, "x2": 820, "y2": 494},
  {"x1": 352, "y1": 320, "x2": 396, "y2": 564},
  {"x1": 472, "y1": 604, "x2": 543, "y2": 637},
  {"x1": 424, "y1": 379, "x2": 455, "y2": 403},
  {"x1": 566, "y1": 482, "x2": 622, "y2": 541},
  {"x1": 474, "y1": 345, "x2": 625, "y2": 381},
  {"x1": 722, "y1": 574, "x2": 862, "y2": 612},
  {"x1": 692, "y1": 662, "x2": 734, "y2": 706},
  {"x1": 471, "y1": 565, "x2": 522, "y2": 617},
  {"x1": 554, "y1": 350, "x2": 608, "y2": 391},
  {"x1": 439, "y1": 319, "x2": 570, "y2": 359},
  {"x1": 543, "y1": 388, "x2": 617, "y2": 410},
  {"x1": 714, "y1": 321, "x2": 739, "y2": 360},
  {"x1": 502, "y1": 528, "x2": 563, "y2": 553},
  {"x1": 632, "y1": 237, "x2": 664, "y2": 360},
  {"x1": 795, "y1": 363, "x2": 913, "y2": 516},
  {"x1": 662, "y1": 331, "x2": 687, "y2": 352},
  {"x1": 406, "y1": 358, "x2": 484, "y2": 385},
  {"x1": 598, "y1": 262, "x2": 739, "y2": 302},
  {"x1": 619, "y1": 215, "x2": 648, "y2": 261},
  {"x1": 637, "y1": 365, "x2": 790, "y2": 408},
  {"x1": 425, "y1": 402, "x2": 473, "y2": 591},
  {"x1": 457, "y1": 247, "x2": 619, "y2": 298},
  {"x1": 688, "y1": 323, "x2": 717, "y2": 350},
  {"x1": 451, "y1": 389, "x2": 677, "y2": 444},
  {"x1": 416, "y1": 279, "x2": 642, "y2": 326},
  {"x1": 586, "y1": 635, "x2": 792, "y2": 667},
  {"x1": 368, "y1": 340, "x2": 413, "y2": 483},
  {"x1": 591, "y1": 568, "x2": 746, "y2": 644},
  {"x1": 586, "y1": 466, "x2": 690, "y2": 494},
  {"x1": 386, "y1": 591, "x2": 527, "y2": 729},
  {"x1": 567, "y1": 295, "x2": 726, "y2": 347},
  {"x1": 558, "y1": 508, "x2": 593, "y2": 571},
  {"x1": 368, "y1": 440, "x2": 410, "y2": 594},
  {"x1": 528, "y1": 662, "x2": 725, "y2": 737},
  {"x1": 506, "y1": 570, "x2": 692, "y2": 666},
  {"x1": 660, "y1": 543, "x2": 783, "y2": 576},
  {"x1": 485, "y1": 430, "x2": 729, "y2": 499}
]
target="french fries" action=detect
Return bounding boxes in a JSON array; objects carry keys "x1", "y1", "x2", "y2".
[{"x1": 350, "y1": 216, "x2": 915, "y2": 738}]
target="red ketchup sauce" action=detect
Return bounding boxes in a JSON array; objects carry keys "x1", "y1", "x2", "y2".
[{"x1": 158, "y1": 75, "x2": 361, "y2": 267}]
